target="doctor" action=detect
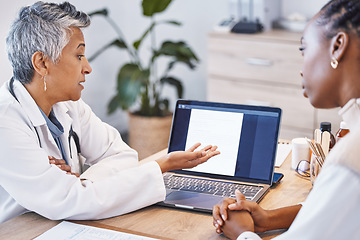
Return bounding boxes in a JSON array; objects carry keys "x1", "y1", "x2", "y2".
[{"x1": 0, "y1": 1, "x2": 219, "y2": 223}]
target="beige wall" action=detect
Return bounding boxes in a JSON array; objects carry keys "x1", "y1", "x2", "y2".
[{"x1": 0, "y1": 0, "x2": 328, "y2": 133}]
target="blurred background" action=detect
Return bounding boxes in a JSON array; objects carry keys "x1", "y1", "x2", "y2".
[{"x1": 0, "y1": 0, "x2": 330, "y2": 139}]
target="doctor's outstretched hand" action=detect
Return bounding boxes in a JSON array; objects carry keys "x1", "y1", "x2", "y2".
[{"x1": 156, "y1": 143, "x2": 220, "y2": 173}]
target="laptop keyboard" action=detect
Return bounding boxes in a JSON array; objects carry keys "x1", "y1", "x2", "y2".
[{"x1": 164, "y1": 174, "x2": 263, "y2": 201}]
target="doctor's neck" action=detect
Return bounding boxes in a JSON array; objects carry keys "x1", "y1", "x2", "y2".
[{"x1": 24, "y1": 75, "x2": 54, "y2": 117}]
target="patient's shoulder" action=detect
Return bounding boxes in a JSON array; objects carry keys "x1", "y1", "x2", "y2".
[{"x1": 325, "y1": 128, "x2": 360, "y2": 175}]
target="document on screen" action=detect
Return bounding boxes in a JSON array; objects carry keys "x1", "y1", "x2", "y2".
[{"x1": 185, "y1": 108, "x2": 243, "y2": 176}]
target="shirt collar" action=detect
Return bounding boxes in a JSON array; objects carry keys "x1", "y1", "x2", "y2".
[
  {"x1": 338, "y1": 98, "x2": 360, "y2": 131},
  {"x1": 38, "y1": 108, "x2": 64, "y2": 138},
  {"x1": 11, "y1": 79, "x2": 71, "y2": 128},
  {"x1": 12, "y1": 79, "x2": 46, "y2": 127}
]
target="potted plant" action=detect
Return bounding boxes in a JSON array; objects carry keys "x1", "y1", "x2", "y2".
[{"x1": 88, "y1": 0, "x2": 200, "y2": 159}]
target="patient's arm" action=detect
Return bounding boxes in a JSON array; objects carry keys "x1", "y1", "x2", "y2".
[{"x1": 213, "y1": 190, "x2": 301, "y2": 233}]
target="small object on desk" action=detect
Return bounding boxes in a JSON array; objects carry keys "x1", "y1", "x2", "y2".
[
  {"x1": 231, "y1": 19, "x2": 263, "y2": 34},
  {"x1": 306, "y1": 126, "x2": 335, "y2": 185},
  {"x1": 321, "y1": 131, "x2": 330, "y2": 157},
  {"x1": 309, "y1": 128, "x2": 331, "y2": 164},
  {"x1": 320, "y1": 122, "x2": 336, "y2": 149},
  {"x1": 272, "y1": 172, "x2": 284, "y2": 185},
  {"x1": 291, "y1": 138, "x2": 310, "y2": 171},
  {"x1": 335, "y1": 121, "x2": 350, "y2": 142},
  {"x1": 314, "y1": 128, "x2": 322, "y2": 144},
  {"x1": 34, "y1": 221, "x2": 159, "y2": 240},
  {"x1": 275, "y1": 141, "x2": 292, "y2": 167},
  {"x1": 213, "y1": 17, "x2": 237, "y2": 33},
  {"x1": 230, "y1": 0, "x2": 264, "y2": 34}
]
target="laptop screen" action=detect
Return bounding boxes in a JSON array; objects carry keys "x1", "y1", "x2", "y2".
[{"x1": 168, "y1": 100, "x2": 282, "y2": 185}]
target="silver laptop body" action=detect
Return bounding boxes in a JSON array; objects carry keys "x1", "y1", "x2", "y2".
[{"x1": 158, "y1": 100, "x2": 282, "y2": 213}]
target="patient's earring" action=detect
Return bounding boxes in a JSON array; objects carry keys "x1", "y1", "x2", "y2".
[
  {"x1": 331, "y1": 57, "x2": 338, "y2": 69},
  {"x1": 42, "y1": 73, "x2": 47, "y2": 91}
]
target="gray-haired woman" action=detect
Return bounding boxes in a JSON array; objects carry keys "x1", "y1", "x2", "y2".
[{"x1": 0, "y1": 1, "x2": 219, "y2": 223}]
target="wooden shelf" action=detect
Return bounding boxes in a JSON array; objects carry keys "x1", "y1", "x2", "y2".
[{"x1": 207, "y1": 30, "x2": 341, "y2": 139}]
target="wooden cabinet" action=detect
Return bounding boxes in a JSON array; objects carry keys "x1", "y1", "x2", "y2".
[{"x1": 207, "y1": 31, "x2": 341, "y2": 139}]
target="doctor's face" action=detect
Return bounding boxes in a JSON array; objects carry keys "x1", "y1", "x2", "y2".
[{"x1": 46, "y1": 27, "x2": 92, "y2": 102}]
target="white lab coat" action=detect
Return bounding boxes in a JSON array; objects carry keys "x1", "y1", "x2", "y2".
[{"x1": 0, "y1": 79, "x2": 166, "y2": 223}]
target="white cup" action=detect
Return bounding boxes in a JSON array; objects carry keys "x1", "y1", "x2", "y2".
[{"x1": 291, "y1": 138, "x2": 310, "y2": 170}]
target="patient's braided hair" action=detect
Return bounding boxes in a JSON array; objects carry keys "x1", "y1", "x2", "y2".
[{"x1": 316, "y1": 0, "x2": 360, "y2": 38}]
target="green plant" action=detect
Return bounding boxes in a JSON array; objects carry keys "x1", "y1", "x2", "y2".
[{"x1": 88, "y1": 0, "x2": 200, "y2": 116}]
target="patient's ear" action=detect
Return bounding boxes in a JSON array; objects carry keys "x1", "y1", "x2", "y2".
[
  {"x1": 31, "y1": 51, "x2": 48, "y2": 77},
  {"x1": 330, "y1": 32, "x2": 349, "y2": 62}
]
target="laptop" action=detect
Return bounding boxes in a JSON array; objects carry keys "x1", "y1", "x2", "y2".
[{"x1": 157, "y1": 99, "x2": 282, "y2": 213}]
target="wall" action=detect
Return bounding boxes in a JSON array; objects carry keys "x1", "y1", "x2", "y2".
[
  {"x1": 0, "y1": 0, "x2": 328, "y2": 133},
  {"x1": 282, "y1": 0, "x2": 329, "y2": 19}
]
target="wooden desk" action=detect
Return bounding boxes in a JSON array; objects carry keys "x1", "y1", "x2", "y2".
[{"x1": 0, "y1": 149, "x2": 312, "y2": 240}]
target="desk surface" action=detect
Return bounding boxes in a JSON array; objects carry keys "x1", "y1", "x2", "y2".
[{"x1": 0, "y1": 149, "x2": 312, "y2": 240}]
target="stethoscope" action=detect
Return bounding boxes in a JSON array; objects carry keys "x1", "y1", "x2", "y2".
[{"x1": 9, "y1": 77, "x2": 81, "y2": 158}]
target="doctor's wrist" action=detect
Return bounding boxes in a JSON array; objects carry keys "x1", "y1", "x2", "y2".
[{"x1": 155, "y1": 155, "x2": 171, "y2": 173}]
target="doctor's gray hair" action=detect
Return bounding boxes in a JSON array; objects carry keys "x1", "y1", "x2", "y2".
[{"x1": 6, "y1": 1, "x2": 90, "y2": 84}]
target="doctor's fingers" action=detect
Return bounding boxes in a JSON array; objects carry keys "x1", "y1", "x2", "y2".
[
  {"x1": 197, "y1": 148, "x2": 220, "y2": 161},
  {"x1": 56, "y1": 165, "x2": 80, "y2": 178},
  {"x1": 201, "y1": 145, "x2": 214, "y2": 152},
  {"x1": 206, "y1": 145, "x2": 219, "y2": 153},
  {"x1": 48, "y1": 156, "x2": 66, "y2": 166},
  {"x1": 56, "y1": 164, "x2": 72, "y2": 173},
  {"x1": 191, "y1": 146, "x2": 219, "y2": 159},
  {"x1": 67, "y1": 172, "x2": 80, "y2": 177},
  {"x1": 186, "y1": 144, "x2": 218, "y2": 153},
  {"x1": 186, "y1": 143, "x2": 202, "y2": 152},
  {"x1": 186, "y1": 151, "x2": 220, "y2": 168}
]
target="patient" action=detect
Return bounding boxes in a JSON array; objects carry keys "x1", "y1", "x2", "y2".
[
  {"x1": 212, "y1": 0, "x2": 360, "y2": 239},
  {"x1": 0, "y1": 1, "x2": 219, "y2": 223}
]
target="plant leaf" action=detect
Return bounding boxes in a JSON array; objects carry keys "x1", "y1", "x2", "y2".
[
  {"x1": 160, "y1": 20, "x2": 181, "y2": 26},
  {"x1": 108, "y1": 95, "x2": 121, "y2": 114},
  {"x1": 161, "y1": 99, "x2": 170, "y2": 112},
  {"x1": 152, "y1": 41, "x2": 200, "y2": 69},
  {"x1": 142, "y1": 0, "x2": 172, "y2": 17},
  {"x1": 160, "y1": 76, "x2": 183, "y2": 98},
  {"x1": 133, "y1": 22, "x2": 155, "y2": 50},
  {"x1": 155, "y1": 98, "x2": 169, "y2": 115},
  {"x1": 115, "y1": 63, "x2": 150, "y2": 110},
  {"x1": 133, "y1": 20, "x2": 180, "y2": 50},
  {"x1": 88, "y1": 39, "x2": 127, "y2": 62},
  {"x1": 166, "y1": 61, "x2": 176, "y2": 72},
  {"x1": 111, "y1": 39, "x2": 127, "y2": 49},
  {"x1": 88, "y1": 8, "x2": 108, "y2": 17}
]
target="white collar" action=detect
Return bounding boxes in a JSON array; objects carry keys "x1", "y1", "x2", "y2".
[
  {"x1": 10, "y1": 79, "x2": 70, "y2": 127},
  {"x1": 338, "y1": 98, "x2": 360, "y2": 131},
  {"x1": 11, "y1": 79, "x2": 46, "y2": 127}
]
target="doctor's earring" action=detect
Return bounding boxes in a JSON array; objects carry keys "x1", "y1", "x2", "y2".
[
  {"x1": 331, "y1": 57, "x2": 338, "y2": 69},
  {"x1": 42, "y1": 73, "x2": 47, "y2": 91}
]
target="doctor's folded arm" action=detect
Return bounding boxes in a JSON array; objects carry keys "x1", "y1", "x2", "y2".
[{"x1": 0, "y1": 1, "x2": 219, "y2": 224}]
